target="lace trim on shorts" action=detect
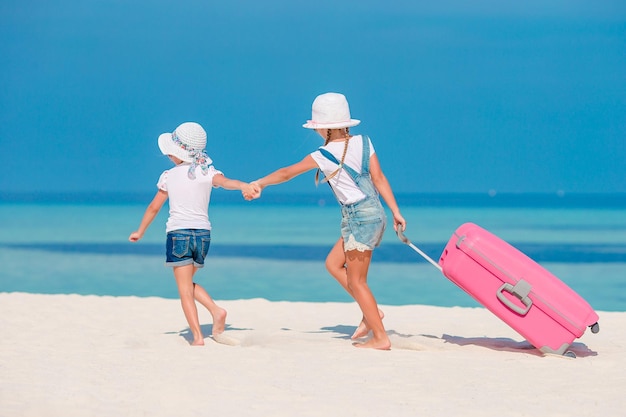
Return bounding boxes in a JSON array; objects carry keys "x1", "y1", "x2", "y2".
[{"x1": 344, "y1": 234, "x2": 371, "y2": 252}]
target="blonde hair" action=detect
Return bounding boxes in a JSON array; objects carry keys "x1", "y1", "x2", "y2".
[{"x1": 315, "y1": 127, "x2": 350, "y2": 185}]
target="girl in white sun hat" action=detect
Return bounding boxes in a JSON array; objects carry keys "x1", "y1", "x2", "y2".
[
  {"x1": 249, "y1": 92, "x2": 406, "y2": 350},
  {"x1": 129, "y1": 122, "x2": 256, "y2": 346}
]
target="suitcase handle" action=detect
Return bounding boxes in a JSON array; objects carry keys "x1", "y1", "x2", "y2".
[
  {"x1": 396, "y1": 225, "x2": 443, "y2": 271},
  {"x1": 496, "y1": 280, "x2": 533, "y2": 315}
]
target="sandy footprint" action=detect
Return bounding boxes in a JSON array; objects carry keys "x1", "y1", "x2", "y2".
[
  {"x1": 212, "y1": 333, "x2": 241, "y2": 346},
  {"x1": 389, "y1": 335, "x2": 445, "y2": 351}
]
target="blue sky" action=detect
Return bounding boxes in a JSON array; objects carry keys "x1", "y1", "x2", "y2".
[{"x1": 1, "y1": 0, "x2": 625, "y2": 195}]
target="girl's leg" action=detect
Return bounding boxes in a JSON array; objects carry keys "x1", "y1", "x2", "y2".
[
  {"x1": 325, "y1": 238, "x2": 383, "y2": 339},
  {"x1": 192, "y1": 282, "x2": 227, "y2": 336},
  {"x1": 345, "y1": 249, "x2": 391, "y2": 350},
  {"x1": 325, "y1": 237, "x2": 350, "y2": 292},
  {"x1": 173, "y1": 264, "x2": 204, "y2": 345}
]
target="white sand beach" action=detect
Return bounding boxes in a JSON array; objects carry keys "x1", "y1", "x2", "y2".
[{"x1": 0, "y1": 292, "x2": 623, "y2": 417}]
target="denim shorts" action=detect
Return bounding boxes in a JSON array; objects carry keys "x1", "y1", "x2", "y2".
[
  {"x1": 340, "y1": 197, "x2": 386, "y2": 252},
  {"x1": 165, "y1": 229, "x2": 211, "y2": 268}
]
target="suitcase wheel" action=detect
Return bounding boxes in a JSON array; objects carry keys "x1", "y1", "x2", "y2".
[
  {"x1": 564, "y1": 351, "x2": 577, "y2": 359},
  {"x1": 590, "y1": 322, "x2": 600, "y2": 334}
]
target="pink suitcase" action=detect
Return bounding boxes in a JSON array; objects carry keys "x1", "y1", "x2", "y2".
[{"x1": 397, "y1": 222, "x2": 600, "y2": 357}]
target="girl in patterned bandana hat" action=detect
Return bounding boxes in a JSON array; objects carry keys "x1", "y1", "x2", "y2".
[{"x1": 129, "y1": 122, "x2": 256, "y2": 346}]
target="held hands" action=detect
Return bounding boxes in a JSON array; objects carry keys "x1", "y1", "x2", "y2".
[{"x1": 241, "y1": 181, "x2": 262, "y2": 201}]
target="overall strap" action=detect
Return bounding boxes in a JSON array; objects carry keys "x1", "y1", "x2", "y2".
[
  {"x1": 360, "y1": 135, "x2": 371, "y2": 174},
  {"x1": 317, "y1": 148, "x2": 360, "y2": 181},
  {"x1": 317, "y1": 135, "x2": 374, "y2": 204}
]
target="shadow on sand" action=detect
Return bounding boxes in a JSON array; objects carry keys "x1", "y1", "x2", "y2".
[
  {"x1": 318, "y1": 324, "x2": 598, "y2": 357},
  {"x1": 169, "y1": 324, "x2": 251, "y2": 344}
]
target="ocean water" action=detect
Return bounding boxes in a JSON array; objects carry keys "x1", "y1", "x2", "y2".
[{"x1": 1, "y1": 193, "x2": 625, "y2": 312}]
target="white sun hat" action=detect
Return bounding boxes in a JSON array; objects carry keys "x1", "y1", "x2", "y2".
[
  {"x1": 158, "y1": 122, "x2": 212, "y2": 179},
  {"x1": 302, "y1": 92, "x2": 361, "y2": 129}
]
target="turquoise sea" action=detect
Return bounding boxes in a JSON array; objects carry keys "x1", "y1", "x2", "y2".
[{"x1": 1, "y1": 192, "x2": 625, "y2": 311}]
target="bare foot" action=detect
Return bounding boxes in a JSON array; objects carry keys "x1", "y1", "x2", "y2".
[
  {"x1": 351, "y1": 309, "x2": 385, "y2": 340},
  {"x1": 210, "y1": 307, "x2": 240, "y2": 346},
  {"x1": 191, "y1": 338, "x2": 205, "y2": 346},
  {"x1": 211, "y1": 307, "x2": 227, "y2": 336},
  {"x1": 352, "y1": 321, "x2": 369, "y2": 339},
  {"x1": 352, "y1": 337, "x2": 391, "y2": 350}
]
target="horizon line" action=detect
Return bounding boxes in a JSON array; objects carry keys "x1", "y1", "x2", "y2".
[{"x1": 2, "y1": 191, "x2": 626, "y2": 208}]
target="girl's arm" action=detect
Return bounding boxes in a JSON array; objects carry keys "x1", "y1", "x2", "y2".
[
  {"x1": 212, "y1": 174, "x2": 248, "y2": 191},
  {"x1": 129, "y1": 189, "x2": 168, "y2": 242},
  {"x1": 212, "y1": 174, "x2": 257, "y2": 199},
  {"x1": 253, "y1": 155, "x2": 318, "y2": 191},
  {"x1": 369, "y1": 154, "x2": 406, "y2": 231}
]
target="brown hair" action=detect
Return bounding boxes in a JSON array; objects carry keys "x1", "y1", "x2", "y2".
[{"x1": 315, "y1": 127, "x2": 351, "y2": 185}]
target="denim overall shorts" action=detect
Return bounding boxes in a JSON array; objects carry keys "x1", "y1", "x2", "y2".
[{"x1": 318, "y1": 136, "x2": 386, "y2": 251}]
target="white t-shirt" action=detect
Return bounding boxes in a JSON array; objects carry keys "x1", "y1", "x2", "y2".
[
  {"x1": 157, "y1": 164, "x2": 223, "y2": 232},
  {"x1": 310, "y1": 135, "x2": 376, "y2": 205}
]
